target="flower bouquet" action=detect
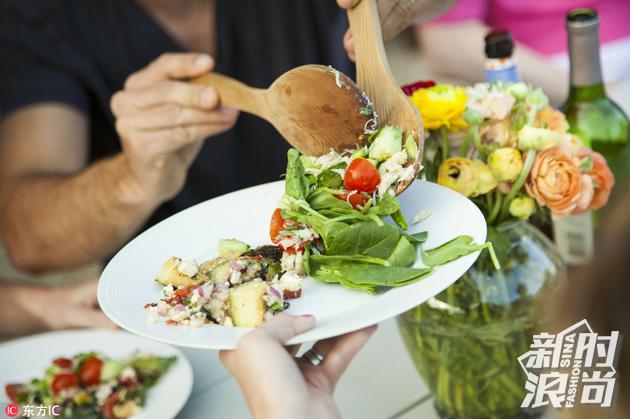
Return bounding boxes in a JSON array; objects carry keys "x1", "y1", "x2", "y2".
[{"x1": 397, "y1": 81, "x2": 615, "y2": 418}]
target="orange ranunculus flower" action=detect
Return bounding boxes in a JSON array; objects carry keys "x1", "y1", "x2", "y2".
[
  {"x1": 409, "y1": 85, "x2": 468, "y2": 131},
  {"x1": 578, "y1": 147, "x2": 615, "y2": 211},
  {"x1": 525, "y1": 147, "x2": 582, "y2": 217},
  {"x1": 535, "y1": 106, "x2": 569, "y2": 133}
]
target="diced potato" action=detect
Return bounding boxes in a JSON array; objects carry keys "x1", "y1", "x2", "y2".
[{"x1": 155, "y1": 257, "x2": 202, "y2": 287}]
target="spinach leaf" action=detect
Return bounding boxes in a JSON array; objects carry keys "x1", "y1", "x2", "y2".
[
  {"x1": 405, "y1": 231, "x2": 428, "y2": 245},
  {"x1": 369, "y1": 192, "x2": 399, "y2": 216},
  {"x1": 391, "y1": 208, "x2": 409, "y2": 230},
  {"x1": 285, "y1": 149, "x2": 308, "y2": 200},
  {"x1": 326, "y1": 221, "x2": 400, "y2": 259},
  {"x1": 421, "y1": 235, "x2": 499, "y2": 269},
  {"x1": 308, "y1": 189, "x2": 352, "y2": 211},
  {"x1": 319, "y1": 264, "x2": 432, "y2": 287},
  {"x1": 309, "y1": 254, "x2": 391, "y2": 266},
  {"x1": 386, "y1": 236, "x2": 417, "y2": 267}
]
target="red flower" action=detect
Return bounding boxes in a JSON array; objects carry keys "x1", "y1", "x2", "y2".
[{"x1": 401, "y1": 80, "x2": 436, "y2": 96}]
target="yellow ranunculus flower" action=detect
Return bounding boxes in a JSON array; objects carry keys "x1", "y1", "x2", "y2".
[
  {"x1": 488, "y1": 147, "x2": 523, "y2": 182},
  {"x1": 437, "y1": 157, "x2": 478, "y2": 197},
  {"x1": 410, "y1": 85, "x2": 468, "y2": 131},
  {"x1": 471, "y1": 160, "x2": 498, "y2": 196},
  {"x1": 509, "y1": 196, "x2": 536, "y2": 220}
]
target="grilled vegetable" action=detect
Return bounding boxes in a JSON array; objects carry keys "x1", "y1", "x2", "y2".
[{"x1": 155, "y1": 257, "x2": 202, "y2": 287}]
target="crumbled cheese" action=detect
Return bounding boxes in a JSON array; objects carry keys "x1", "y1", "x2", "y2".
[
  {"x1": 281, "y1": 253, "x2": 297, "y2": 272},
  {"x1": 189, "y1": 290, "x2": 201, "y2": 305},
  {"x1": 119, "y1": 366, "x2": 136, "y2": 381},
  {"x1": 161, "y1": 285, "x2": 174, "y2": 299},
  {"x1": 279, "y1": 270, "x2": 303, "y2": 292},
  {"x1": 170, "y1": 308, "x2": 189, "y2": 322},
  {"x1": 189, "y1": 312, "x2": 206, "y2": 328},
  {"x1": 177, "y1": 259, "x2": 199, "y2": 277},
  {"x1": 95, "y1": 383, "x2": 113, "y2": 404},
  {"x1": 229, "y1": 270, "x2": 242, "y2": 285}
]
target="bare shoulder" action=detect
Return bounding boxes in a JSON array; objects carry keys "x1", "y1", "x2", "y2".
[{"x1": 0, "y1": 103, "x2": 89, "y2": 175}]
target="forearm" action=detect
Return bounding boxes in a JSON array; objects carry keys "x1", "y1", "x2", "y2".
[
  {"x1": 0, "y1": 283, "x2": 45, "y2": 337},
  {"x1": 0, "y1": 153, "x2": 159, "y2": 272},
  {"x1": 419, "y1": 22, "x2": 568, "y2": 105}
]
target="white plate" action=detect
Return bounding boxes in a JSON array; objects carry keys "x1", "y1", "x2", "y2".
[
  {"x1": 98, "y1": 180, "x2": 486, "y2": 350},
  {"x1": 0, "y1": 330, "x2": 192, "y2": 418}
]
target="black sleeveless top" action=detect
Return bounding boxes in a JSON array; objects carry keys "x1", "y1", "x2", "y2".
[{"x1": 0, "y1": 0, "x2": 353, "y2": 229}]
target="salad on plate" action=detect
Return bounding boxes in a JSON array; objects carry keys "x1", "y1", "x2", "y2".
[
  {"x1": 146, "y1": 125, "x2": 497, "y2": 328},
  {"x1": 5, "y1": 352, "x2": 176, "y2": 419}
]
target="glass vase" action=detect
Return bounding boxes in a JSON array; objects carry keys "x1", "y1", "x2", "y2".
[{"x1": 397, "y1": 221, "x2": 565, "y2": 418}]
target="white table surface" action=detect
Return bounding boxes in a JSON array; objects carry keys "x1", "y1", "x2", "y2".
[{"x1": 176, "y1": 318, "x2": 438, "y2": 419}]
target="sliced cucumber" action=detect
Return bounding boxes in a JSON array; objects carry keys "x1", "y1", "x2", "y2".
[
  {"x1": 351, "y1": 147, "x2": 368, "y2": 159},
  {"x1": 101, "y1": 360, "x2": 125, "y2": 382},
  {"x1": 405, "y1": 134, "x2": 418, "y2": 160},
  {"x1": 218, "y1": 239, "x2": 249, "y2": 257},
  {"x1": 207, "y1": 260, "x2": 232, "y2": 284},
  {"x1": 229, "y1": 282, "x2": 269, "y2": 327},
  {"x1": 368, "y1": 125, "x2": 402, "y2": 161}
]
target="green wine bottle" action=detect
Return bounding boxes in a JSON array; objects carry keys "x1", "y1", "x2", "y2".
[
  {"x1": 562, "y1": 8, "x2": 630, "y2": 200},
  {"x1": 554, "y1": 8, "x2": 629, "y2": 266}
]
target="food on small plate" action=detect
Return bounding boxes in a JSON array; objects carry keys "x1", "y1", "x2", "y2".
[
  {"x1": 146, "y1": 240, "x2": 304, "y2": 328},
  {"x1": 4, "y1": 352, "x2": 176, "y2": 419}
]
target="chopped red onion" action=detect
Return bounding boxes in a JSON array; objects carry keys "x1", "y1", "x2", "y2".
[
  {"x1": 269, "y1": 286, "x2": 281, "y2": 298},
  {"x1": 229, "y1": 260, "x2": 245, "y2": 271}
]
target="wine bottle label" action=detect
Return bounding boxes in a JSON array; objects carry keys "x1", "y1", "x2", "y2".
[
  {"x1": 553, "y1": 213, "x2": 594, "y2": 265},
  {"x1": 484, "y1": 58, "x2": 520, "y2": 83}
]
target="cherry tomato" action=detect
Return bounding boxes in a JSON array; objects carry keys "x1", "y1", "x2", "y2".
[
  {"x1": 283, "y1": 289, "x2": 302, "y2": 299},
  {"x1": 335, "y1": 190, "x2": 371, "y2": 210},
  {"x1": 52, "y1": 358, "x2": 73, "y2": 369},
  {"x1": 344, "y1": 158, "x2": 380, "y2": 192},
  {"x1": 5, "y1": 384, "x2": 23, "y2": 403},
  {"x1": 101, "y1": 391, "x2": 120, "y2": 419},
  {"x1": 79, "y1": 357, "x2": 103, "y2": 387},
  {"x1": 269, "y1": 208, "x2": 304, "y2": 254},
  {"x1": 51, "y1": 372, "x2": 80, "y2": 395},
  {"x1": 269, "y1": 208, "x2": 285, "y2": 245}
]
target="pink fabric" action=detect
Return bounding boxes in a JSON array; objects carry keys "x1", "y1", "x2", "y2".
[{"x1": 432, "y1": 0, "x2": 630, "y2": 55}]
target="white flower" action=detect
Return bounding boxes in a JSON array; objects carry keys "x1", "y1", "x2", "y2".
[
  {"x1": 466, "y1": 83, "x2": 516, "y2": 120},
  {"x1": 517, "y1": 126, "x2": 561, "y2": 151}
]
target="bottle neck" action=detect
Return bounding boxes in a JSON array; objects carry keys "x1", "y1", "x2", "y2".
[
  {"x1": 567, "y1": 20, "x2": 603, "y2": 89},
  {"x1": 567, "y1": 83, "x2": 606, "y2": 102}
]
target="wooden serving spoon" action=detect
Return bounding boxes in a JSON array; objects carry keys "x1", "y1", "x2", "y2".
[
  {"x1": 347, "y1": 0, "x2": 425, "y2": 194},
  {"x1": 192, "y1": 65, "x2": 373, "y2": 156}
]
